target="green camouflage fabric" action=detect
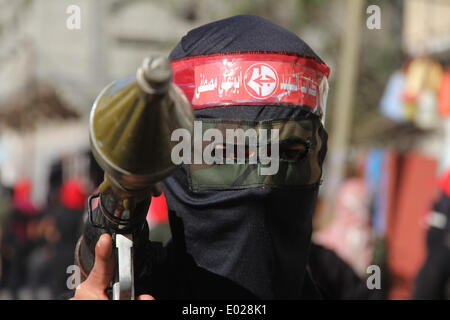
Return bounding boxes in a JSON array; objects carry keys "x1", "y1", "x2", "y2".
[{"x1": 188, "y1": 117, "x2": 325, "y2": 191}]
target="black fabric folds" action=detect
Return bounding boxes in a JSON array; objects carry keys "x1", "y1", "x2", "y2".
[{"x1": 169, "y1": 14, "x2": 326, "y2": 65}]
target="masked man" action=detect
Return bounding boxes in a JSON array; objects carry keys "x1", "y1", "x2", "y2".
[{"x1": 71, "y1": 14, "x2": 330, "y2": 300}]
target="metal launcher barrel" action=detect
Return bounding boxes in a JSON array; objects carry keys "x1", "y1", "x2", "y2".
[{"x1": 79, "y1": 56, "x2": 193, "y2": 299}]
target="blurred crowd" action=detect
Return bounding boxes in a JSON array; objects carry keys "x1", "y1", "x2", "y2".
[
  {"x1": 0, "y1": 179, "x2": 84, "y2": 299},
  {"x1": 0, "y1": 153, "x2": 103, "y2": 299},
  {"x1": 313, "y1": 157, "x2": 450, "y2": 299},
  {"x1": 0, "y1": 150, "x2": 174, "y2": 300}
]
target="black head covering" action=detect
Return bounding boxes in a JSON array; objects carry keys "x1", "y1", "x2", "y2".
[
  {"x1": 163, "y1": 15, "x2": 328, "y2": 299},
  {"x1": 170, "y1": 14, "x2": 325, "y2": 64}
]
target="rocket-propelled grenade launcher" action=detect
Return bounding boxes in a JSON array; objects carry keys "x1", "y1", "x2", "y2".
[{"x1": 75, "y1": 56, "x2": 194, "y2": 300}]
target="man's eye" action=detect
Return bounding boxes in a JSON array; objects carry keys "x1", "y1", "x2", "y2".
[
  {"x1": 214, "y1": 144, "x2": 255, "y2": 161},
  {"x1": 279, "y1": 141, "x2": 309, "y2": 161}
]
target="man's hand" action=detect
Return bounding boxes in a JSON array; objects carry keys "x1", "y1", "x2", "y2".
[{"x1": 70, "y1": 233, "x2": 154, "y2": 300}]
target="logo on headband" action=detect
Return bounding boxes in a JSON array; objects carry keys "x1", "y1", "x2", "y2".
[
  {"x1": 171, "y1": 53, "x2": 330, "y2": 117},
  {"x1": 244, "y1": 63, "x2": 279, "y2": 99}
]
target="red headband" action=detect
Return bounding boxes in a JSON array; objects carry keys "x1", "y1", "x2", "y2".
[{"x1": 171, "y1": 52, "x2": 330, "y2": 117}]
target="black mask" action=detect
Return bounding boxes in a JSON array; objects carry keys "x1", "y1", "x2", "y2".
[{"x1": 163, "y1": 15, "x2": 329, "y2": 299}]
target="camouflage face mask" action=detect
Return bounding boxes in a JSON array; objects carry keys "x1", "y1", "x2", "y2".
[{"x1": 188, "y1": 116, "x2": 325, "y2": 191}]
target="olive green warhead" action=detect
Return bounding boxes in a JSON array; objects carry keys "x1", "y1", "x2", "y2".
[{"x1": 89, "y1": 55, "x2": 194, "y2": 195}]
